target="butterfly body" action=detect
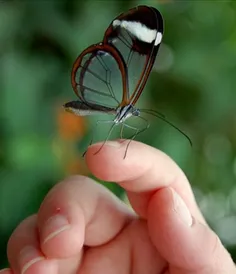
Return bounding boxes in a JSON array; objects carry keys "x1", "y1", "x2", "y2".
[{"x1": 114, "y1": 105, "x2": 140, "y2": 124}]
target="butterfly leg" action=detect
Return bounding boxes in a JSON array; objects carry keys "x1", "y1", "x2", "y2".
[
  {"x1": 93, "y1": 121, "x2": 116, "y2": 155},
  {"x1": 120, "y1": 123, "x2": 125, "y2": 140},
  {"x1": 122, "y1": 116, "x2": 150, "y2": 159},
  {"x1": 83, "y1": 119, "x2": 114, "y2": 157}
]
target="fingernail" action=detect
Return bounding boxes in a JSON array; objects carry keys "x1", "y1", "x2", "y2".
[
  {"x1": 171, "y1": 188, "x2": 193, "y2": 227},
  {"x1": 103, "y1": 141, "x2": 122, "y2": 147},
  {"x1": 0, "y1": 268, "x2": 12, "y2": 273},
  {"x1": 42, "y1": 214, "x2": 70, "y2": 244},
  {"x1": 89, "y1": 141, "x2": 122, "y2": 150},
  {"x1": 19, "y1": 246, "x2": 44, "y2": 274},
  {"x1": 106, "y1": 141, "x2": 122, "y2": 147}
]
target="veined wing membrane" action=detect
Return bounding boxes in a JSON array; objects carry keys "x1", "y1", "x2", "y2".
[
  {"x1": 103, "y1": 6, "x2": 163, "y2": 105},
  {"x1": 106, "y1": 27, "x2": 146, "y2": 99},
  {"x1": 71, "y1": 43, "x2": 128, "y2": 109}
]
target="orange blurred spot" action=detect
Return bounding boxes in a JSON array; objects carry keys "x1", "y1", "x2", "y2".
[
  {"x1": 58, "y1": 108, "x2": 86, "y2": 141},
  {"x1": 66, "y1": 157, "x2": 89, "y2": 175}
]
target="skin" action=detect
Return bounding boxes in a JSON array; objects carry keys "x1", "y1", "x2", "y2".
[{"x1": 0, "y1": 140, "x2": 235, "y2": 274}]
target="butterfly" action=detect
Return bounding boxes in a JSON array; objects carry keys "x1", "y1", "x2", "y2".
[{"x1": 64, "y1": 5, "x2": 191, "y2": 158}]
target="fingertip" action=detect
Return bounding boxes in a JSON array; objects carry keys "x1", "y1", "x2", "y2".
[
  {"x1": 148, "y1": 187, "x2": 196, "y2": 266},
  {"x1": 86, "y1": 140, "x2": 127, "y2": 181},
  {"x1": 18, "y1": 246, "x2": 55, "y2": 274},
  {"x1": 160, "y1": 187, "x2": 193, "y2": 227},
  {"x1": 86, "y1": 140, "x2": 123, "y2": 163},
  {"x1": 37, "y1": 174, "x2": 131, "y2": 257},
  {"x1": 6, "y1": 215, "x2": 58, "y2": 274},
  {"x1": 38, "y1": 203, "x2": 85, "y2": 258},
  {"x1": 35, "y1": 177, "x2": 86, "y2": 258},
  {"x1": 147, "y1": 187, "x2": 233, "y2": 272},
  {"x1": 86, "y1": 140, "x2": 155, "y2": 182},
  {"x1": 40, "y1": 216, "x2": 84, "y2": 258}
]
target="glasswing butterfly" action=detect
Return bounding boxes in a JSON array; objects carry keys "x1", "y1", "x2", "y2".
[{"x1": 64, "y1": 5, "x2": 191, "y2": 157}]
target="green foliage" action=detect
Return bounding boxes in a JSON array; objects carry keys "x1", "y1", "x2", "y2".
[{"x1": 1, "y1": 0, "x2": 236, "y2": 267}]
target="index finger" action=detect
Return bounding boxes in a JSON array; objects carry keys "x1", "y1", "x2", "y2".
[{"x1": 86, "y1": 140, "x2": 205, "y2": 222}]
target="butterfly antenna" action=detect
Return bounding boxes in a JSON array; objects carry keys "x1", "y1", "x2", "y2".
[
  {"x1": 140, "y1": 108, "x2": 166, "y2": 119},
  {"x1": 141, "y1": 110, "x2": 192, "y2": 146}
]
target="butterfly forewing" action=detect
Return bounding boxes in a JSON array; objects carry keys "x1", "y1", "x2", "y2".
[
  {"x1": 103, "y1": 6, "x2": 164, "y2": 105},
  {"x1": 72, "y1": 44, "x2": 128, "y2": 109},
  {"x1": 104, "y1": 26, "x2": 146, "y2": 100},
  {"x1": 65, "y1": 7, "x2": 191, "y2": 154}
]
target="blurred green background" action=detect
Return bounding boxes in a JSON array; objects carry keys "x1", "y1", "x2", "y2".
[{"x1": 1, "y1": 0, "x2": 236, "y2": 268}]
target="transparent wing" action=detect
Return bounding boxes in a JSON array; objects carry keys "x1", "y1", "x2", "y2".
[
  {"x1": 103, "y1": 6, "x2": 164, "y2": 105},
  {"x1": 105, "y1": 27, "x2": 146, "y2": 99},
  {"x1": 71, "y1": 43, "x2": 128, "y2": 109}
]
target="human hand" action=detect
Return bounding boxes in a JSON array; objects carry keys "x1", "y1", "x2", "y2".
[{"x1": 1, "y1": 141, "x2": 235, "y2": 274}]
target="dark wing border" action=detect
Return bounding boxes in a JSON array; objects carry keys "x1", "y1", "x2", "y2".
[{"x1": 103, "y1": 6, "x2": 164, "y2": 106}]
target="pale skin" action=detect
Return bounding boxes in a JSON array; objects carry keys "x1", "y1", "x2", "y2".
[{"x1": 1, "y1": 140, "x2": 235, "y2": 274}]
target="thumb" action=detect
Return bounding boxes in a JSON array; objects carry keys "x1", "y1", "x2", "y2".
[{"x1": 147, "y1": 187, "x2": 235, "y2": 273}]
